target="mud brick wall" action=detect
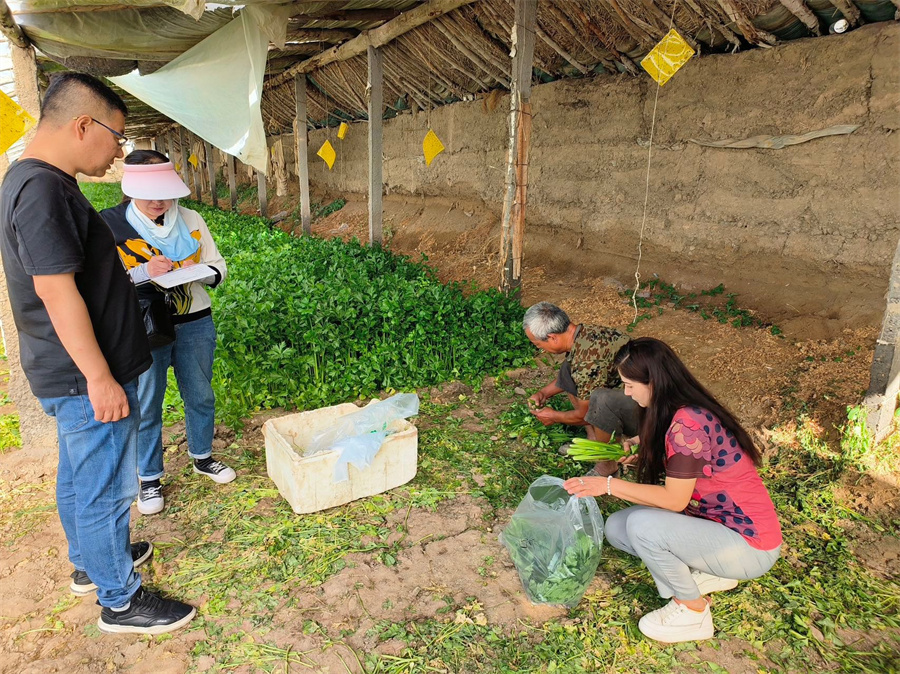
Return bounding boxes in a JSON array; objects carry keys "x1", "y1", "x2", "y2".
[{"x1": 292, "y1": 23, "x2": 900, "y2": 322}]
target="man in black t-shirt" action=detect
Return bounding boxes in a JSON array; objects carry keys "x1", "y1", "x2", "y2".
[{"x1": 0, "y1": 73, "x2": 194, "y2": 635}]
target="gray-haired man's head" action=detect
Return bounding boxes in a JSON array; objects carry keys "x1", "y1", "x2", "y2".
[{"x1": 523, "y1": 302, "x2": 572, "y2": 353}]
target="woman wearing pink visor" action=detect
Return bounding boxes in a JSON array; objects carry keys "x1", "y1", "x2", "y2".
[{"x1": 102, "y1": 151, "x2": 235, "y2": 515}]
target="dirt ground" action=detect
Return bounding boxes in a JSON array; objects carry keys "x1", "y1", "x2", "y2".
[{"x1": 1, "y1": 196, "x2": 898, "y2": 673}]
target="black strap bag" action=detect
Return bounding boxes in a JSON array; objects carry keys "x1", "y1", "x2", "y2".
[{"x1": 139, "y1": 292, "x2": 175, "y2": 349}]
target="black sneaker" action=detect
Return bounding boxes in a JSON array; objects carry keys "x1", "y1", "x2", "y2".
[
  {"x1": 137, "y1": 479, "x2": 164, "y2": 515},
  {"x1": 97, "y1": 587, "x2": 196, "y2": 635},
  {"x1": 69, "y1": 541, "x2": 154, "y2": 596},
  {"x1": 193, "y1": 457, "x2": 236, "y2": 484}
]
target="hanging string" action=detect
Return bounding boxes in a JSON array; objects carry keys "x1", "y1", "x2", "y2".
[
  {"x1": 631, "y1": 1, "x2": 682, "y2": 325},
  {"x1": 427, "y1": 25, "x2": 433, "y2": 128}
]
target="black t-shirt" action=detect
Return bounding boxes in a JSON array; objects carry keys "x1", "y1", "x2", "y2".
[{"x1": 0, "y1": 159, "x2": 151, "y2": 397}]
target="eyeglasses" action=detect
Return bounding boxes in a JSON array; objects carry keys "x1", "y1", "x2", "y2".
[{"x1": 90, "y1": 117, "x2": 129, "y2": 147}]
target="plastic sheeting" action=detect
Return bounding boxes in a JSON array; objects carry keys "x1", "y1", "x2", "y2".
[
  {"x1": 16, "y1": 7, "x2": 234, "y2": 62},
  {"x1": 111, "y1": 8, "x2": 281, "y2": 173},
  {"x1": 10, "y1": 0, "x2": 273, "y2": 20}
]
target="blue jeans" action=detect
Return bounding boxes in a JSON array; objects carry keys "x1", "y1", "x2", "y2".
[
  {"x1": 138, "y1": 314, "x2": 217, "y2": 481},
  {"x1": 605, "y1": 506, "x2": 781, "y2": 600},
  {"x1": 39, "y1": 380, "x2": 142, "y2": 608}
]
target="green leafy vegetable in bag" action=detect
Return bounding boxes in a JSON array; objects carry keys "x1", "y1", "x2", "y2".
[
  {"x1": 502, "y1": 518, "x2": 602, "y2": 606},
  {"x1": 499, "y1": 476, "x2": 604, "y2": 608}
]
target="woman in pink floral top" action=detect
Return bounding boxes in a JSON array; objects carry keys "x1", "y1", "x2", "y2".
[{"x1": 564, "y1": 337, "x2": 781, "y2": 644}]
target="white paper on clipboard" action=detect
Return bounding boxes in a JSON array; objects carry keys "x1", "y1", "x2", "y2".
[{"x1": 140, "y1": 264, "x2": 216, "y2": 289}]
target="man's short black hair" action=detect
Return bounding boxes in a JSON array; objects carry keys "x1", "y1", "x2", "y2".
[{"x1": 40, "y1": 72, "x2": 128, "y2": 126}]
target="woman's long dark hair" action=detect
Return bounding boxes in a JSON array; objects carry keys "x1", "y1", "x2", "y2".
[{"x1": 614, "y1": 337, "x2": 761, "y2": 485}]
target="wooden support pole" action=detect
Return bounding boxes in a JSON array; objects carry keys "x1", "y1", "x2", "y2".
[
  {"x1": 257, "y1": 169, "x2": 268, "y2": 218},
  {"x1": 189, "y1": 133, "x2": 202, "y2": 201},
  {"x1": 499, "y1": 0, "x2": 536, "y2": 294},
  {"x1": 367, "y1": 46, "x2": 384, "y2": 247},
  {"x1": 0, "y1": 0, "x2": 29, "y2": 49},
  {"x1": 226, "y1": 154, "x2": 238, "y2": 211},
  {"x1": 177, "y1": 126, "x2": 190, "y2": 189},
  {"x1": 197, "y1": 136, "x2": 209, "y2": 194},
  {"x1": 294, "y1": 74, "x2": 312, "y2": 235},
  {"x1": 0, "y1": 35, "x2": 58, "y2": 448},
  {"x1": 865, "y1": 234, "x2": 900, "y2": 441},
  {"x1": 204, "y1": 141, "x2": 218, "y2": 209}
]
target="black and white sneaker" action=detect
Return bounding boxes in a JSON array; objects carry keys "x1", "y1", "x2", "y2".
[
  {"x1": 97, "y1": 587, "x2": 196, "y2": 635},
  {"x1": 137, "y1": 479, "x2": 164, "y2": 515},
  {"x1": 70, "y1": 541, "x2": 154, "y2": 596},
  {"x1": 193, "y1": 457, "x2": 236, "y2": 484}
]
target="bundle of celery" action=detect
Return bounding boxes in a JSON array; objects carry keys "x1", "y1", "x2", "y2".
[{"x1": 567, "y1": 438, "x2": 628, "y2": 462}]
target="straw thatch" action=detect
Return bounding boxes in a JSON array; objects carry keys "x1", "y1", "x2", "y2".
[{"x1": 5, "y1": 0, "x2": 896, "y2": 138}]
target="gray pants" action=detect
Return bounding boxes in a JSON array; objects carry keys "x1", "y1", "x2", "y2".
[
  {"x1": 605, "y1": 506, "x2": 781, "y2": 600},
  {"x1": 586, "y1": 388, "x2": 639, "y2": 438}
]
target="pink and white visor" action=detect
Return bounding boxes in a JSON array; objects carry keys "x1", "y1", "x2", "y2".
[{"x1": 121, "y1": 162, "x2": 191, "y2": 200}]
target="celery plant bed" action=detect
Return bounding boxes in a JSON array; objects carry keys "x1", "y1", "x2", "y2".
[{"x1": 187, "y1": 203, "x2": 534, "y2": 425}]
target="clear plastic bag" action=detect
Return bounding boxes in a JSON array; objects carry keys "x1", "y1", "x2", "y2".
[
  {"x1": 331, "y1": 430, "x2": 387, "y2": 483},
  {"x1": 499, "y1": 475, "x2": 604, "y2": 608},
  {"x1": 305, "y1": 393, "x2": 420, "y2": 457}
]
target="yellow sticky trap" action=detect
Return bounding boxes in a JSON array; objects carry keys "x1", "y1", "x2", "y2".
[
  {"x1": 188, "y1": 153, "x2": 199, "y2": 168},
  {"x1": 641, "y1": 29, "x2": 695, "y2": 86},
  {"x1": 0, "y1": 90, "x2": 36, "y2": 155},
  {"x1": 317, "y1": 140, "x2": 336, "y2": 170},
  {"x1": 423, "y1": 129, "x2": 445, "y2": 166},
  {"x1": 337, "y1": 122, "x2": 349, "y2": 140},
  {"x1": 175, "y1": 163, "x2": 182, "y2": 172}
]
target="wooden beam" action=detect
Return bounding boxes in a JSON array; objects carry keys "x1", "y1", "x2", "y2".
[
  {"x1": 778, "y1": 0, "x2": 822, "y2": 35},
  {"x1": 499, "y1": 0, "x2": 536, "y2": 294},
  {"x1": 204, "y1": 141, "x2": 218, "y2": 209},
  {"x1": 294, "y1": 74, "x2": 312, "y2": 235},
  {"x1": 267, "y1": 0, "x2": 478, "y2": 88},
  {"x1": 534, "y1": 26, "x2": 589, "y2": 75},
  {"x1": 367, "y1": 46, "x2": 384, "y2": 247},
  {"x1": 0, "y1": 0, "x2": 29, "y2": 49},
  {"x1": 226, "y1": 153, "x2": 238, "y2": 211},
  {"x1": 289, "y1": 9, "x2": 403, "y2": 23},
  {"x1": 257, "y1": 169, "x2": 268, "y2": 218},
  {"x1": 285, "y1": 28, "x2": 358, "y2": 43}
]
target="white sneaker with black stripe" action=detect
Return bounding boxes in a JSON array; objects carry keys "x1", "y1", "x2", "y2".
[
  {"x1": 137, "y1": 480, "x2": 164, "y2": 515},
  {"x1": 192, "y1": 458, "x2": 236, "y2": 484}
]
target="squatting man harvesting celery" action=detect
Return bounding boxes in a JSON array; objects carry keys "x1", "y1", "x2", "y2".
[{"x1": 522, "y1": 302, "x2": 640, "y2": 478}]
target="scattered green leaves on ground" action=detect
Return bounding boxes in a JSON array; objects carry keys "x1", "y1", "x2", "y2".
[{"x1": 623, "y1": 278, "x2": 782, "y2": 335}]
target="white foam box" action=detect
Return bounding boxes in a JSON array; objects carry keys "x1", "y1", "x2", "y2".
[{"x1": 263, "y1": 402, "x2": 418, "y2": 514}]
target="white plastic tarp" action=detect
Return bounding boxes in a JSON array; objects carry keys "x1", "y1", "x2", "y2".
[{"x1": 111, "y1": 8, "x2": 283, "y2": 173}]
